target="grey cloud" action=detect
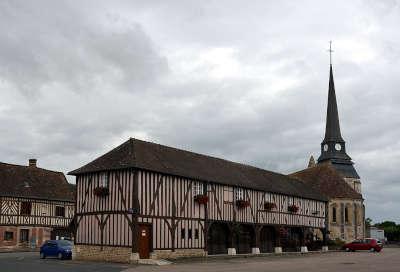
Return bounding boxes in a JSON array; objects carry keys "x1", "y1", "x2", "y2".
[{"x1": 0, "y1": 0, "x2": 399, "y2": 223}]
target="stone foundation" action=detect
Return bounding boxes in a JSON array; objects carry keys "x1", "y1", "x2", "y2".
[
  {"x1": 151, "y1": 249, "x2": 207, "y2": 259},
  {"x1": 74, "y1": 246, "x2": 207, "y2": 262},
  {"x1": 73, "y1": 245, "x2": 132, "y2": 263}
]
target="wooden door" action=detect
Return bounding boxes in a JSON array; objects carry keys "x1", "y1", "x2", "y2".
[{"x1": 138, "y1": 224, "x2": 151, "y2": 259}]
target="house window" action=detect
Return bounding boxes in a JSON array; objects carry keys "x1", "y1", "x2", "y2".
[
  {"x1": 20, "y1": 229, "x2": 29, "y2": 242},
  {"x1": 345, "y1": 207, "x2": 349, "y2": 223},
  {"x1": 100, "y1": 172, "x2": 109, "y2": 188},
  {"x1": 181, "y1": 228, "x2": 185, "y2": 239},
  {"x1": 188, "y1": 229, "x2": 192, "y2": 239},
  {"x1": 194, "y1": 229, "x2": 199, "y2": 239},
  {"x1": 193, "y1": 183, "x2": 204, "y2": 196},
  {"x1": 332, "y1": 207, "x2": 337, "y2": 223},
  {"x1": 55, "y1": 206, "x2": 65, "y2": 217},
  {"x1": 4, "y1": 232, "x2": 13, "y2": 241},
  {"x1": 235, "y1": 188, "x2": 244, "y2": 200},
  {"x1": 20, "y1": 202, "x2": 32, "y2": 215}
]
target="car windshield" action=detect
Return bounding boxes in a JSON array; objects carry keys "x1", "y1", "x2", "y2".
[{"x1": 57, "y1": 240, "x2": 72, "y2": 247}]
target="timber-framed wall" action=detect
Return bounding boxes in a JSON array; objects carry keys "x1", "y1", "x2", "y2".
[{"x1": 74, "y1": 167, "x2": 327, "y2": 260}]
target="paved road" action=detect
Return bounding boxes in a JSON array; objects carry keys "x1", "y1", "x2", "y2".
[
  {"x1": 1, "y1": 248, "x2": 399, "y2": 272},
  {"x1": 0, "y1": 252, "x2": 128, "y2": 272}
]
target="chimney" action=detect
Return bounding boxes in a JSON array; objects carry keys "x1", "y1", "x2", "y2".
[{"x1": 29, "y1": 159, "x2": 37, "y2": 167}]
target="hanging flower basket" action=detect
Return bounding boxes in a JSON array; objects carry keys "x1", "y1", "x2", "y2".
[
  {"x1": 93, "y1": 186, "x2": 109, "y2": 197},
  {"x1": 236, "y1": 199, "x2": 250, "y2": 208},
  {"x1": 264, "y1": 202, "x2": 277, "y2": 211},
  {"x1": 288, "y1": 204, "x2": 299, "y2": 213},
  {"x1": 194, "y1": 194, "x2": 209, "y2": 204}
]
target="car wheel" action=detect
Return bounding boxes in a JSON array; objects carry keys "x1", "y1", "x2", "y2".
[
  {"x1": 58, "y1": 252, "x2": 64, "y2": 260},
  {"x1": 370, "y1": 248, "x2": 376, "y2": 252},
  {"x1": 345, "y1": 247, "x2": 351, "y2": 252},
  {"x1": 40, "y1": 252, "x2": 46, "y2": 259}
]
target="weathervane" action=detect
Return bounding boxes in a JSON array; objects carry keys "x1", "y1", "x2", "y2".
[{"x1": 327, "y1": 41, "x2": 334, "y2": 65}]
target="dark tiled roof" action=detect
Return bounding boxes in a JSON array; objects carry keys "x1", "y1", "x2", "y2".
[
  {"x1": 329, "y1": 162, "x2": 360, "y2": 179},
  {"x1": 0, "y1": 162, "x2": 75, "y2": 201},
  {"x1": 290, "y1": 163, "x2": 362, "y2": 199},
  {"x1": 69, "y1": 138, "x2": 327, "y2": 201}
]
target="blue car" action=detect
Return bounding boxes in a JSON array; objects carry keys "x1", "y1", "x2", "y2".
[{"x1": 40, "y1": 240, "x2": 73, "y2": 260}]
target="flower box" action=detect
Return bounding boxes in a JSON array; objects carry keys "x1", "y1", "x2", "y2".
[
  {"x1": 236, "y1": 199, "x2": 250, "y2": 208},
  {"x1": 194, "y1": 194, "x2": 209, "y2": 204},
  {"x1": 288, "y1": 204, "x2": 299, "y2": 213},
  {"x1": 93, "y1": 186, "x2": 109, "y2": 197},
  {"x1": 264, "y1": 202, "x2": 277, "y2": 211}
]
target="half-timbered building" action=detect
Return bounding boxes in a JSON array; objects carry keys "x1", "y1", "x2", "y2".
[
  {"x1": 69, "y1": 139, "x2": 328, "y2": 262},
  {"x1": 0, "y1": 159, "x2": 75, "y2": 250}
]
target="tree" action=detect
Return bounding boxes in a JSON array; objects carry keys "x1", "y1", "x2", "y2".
[{"x1": 374, "y1": 221, "x2": 400, "y2": 242}]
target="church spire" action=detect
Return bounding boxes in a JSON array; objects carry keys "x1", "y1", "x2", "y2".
[
  {"x1": 323, "y1": 64, "x2": 344, "y2": 143},
  {"x1": 317, "y1": 42, "x2": 359, "y2": 179}
]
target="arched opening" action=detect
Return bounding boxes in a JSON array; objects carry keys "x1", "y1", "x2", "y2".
[
  {"x1": 307, "y1": 228, "x2": 324, "y2": 251},
  {"x1": 259, "y1": 226, "x2": 276, "y2": 253},
  {"x1": 233, "y1": 224, "x2": 255, "y2": 254},
  {"x1": 207, "y1": 222, "x2": 230, "y2": 255},
  {"x1": 281, "y1": 227, "x2": 302, "y2": 252}
]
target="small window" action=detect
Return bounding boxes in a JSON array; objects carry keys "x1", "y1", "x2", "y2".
[
  {"x1": 332, "y1": 207, "x2": 337, "y2": 223},
  {"x1": 181, "y1": 228, "x2": 185, "y2": 239},
  {"x1": 20, "y1": 202, "x2": 32, "y2": 215},
  {"x1": 235, "y1": 188, "x2": 244, "y2": 200},
  {"x1": 100, "y1": 172, "x2": 109, "y2": 188},
  {"x1": 55, "y1": 206, "x2": 65, "y2": 217},
  {"x1": 193, "y1": 183, "x2": 204, "y2": 196},
  {"x1": 194, "y1": 229, "x2": 199, "y2": 239},
  {"x1": 188, "y1": 229, "x2": 192, "y2": 239},
  {"x1": 345, "y1": 207, "x2": 349, "y2": 223},
  {"x1": 4, "y1": 231, "x2": 13, "y2": 241}
]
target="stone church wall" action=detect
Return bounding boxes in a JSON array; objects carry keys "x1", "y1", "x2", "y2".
[{"x1": 328, "y1": 198, "x2": 364, "y2": 242}]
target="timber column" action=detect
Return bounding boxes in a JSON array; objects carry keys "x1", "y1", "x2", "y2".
[
  {"x1": 252, "y1": 225, "x2": 261, "y2": 254},
  {"x1": 274, "y1": 226, "x2": 282, "y2": 253},
  {"x1": 130, "y1": 170, "x2": 140, "y2": 262},
  {"x1": 300, "y1": 227, "x2": 308, "y2": 253}
]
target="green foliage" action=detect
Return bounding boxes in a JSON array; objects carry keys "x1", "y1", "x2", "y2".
[
  {"x1": 365, "y1": 218, "x2": 373, "y2": 228},
  {"x1": 327, "y1": 238, "x2": 345, "y2": 249}
]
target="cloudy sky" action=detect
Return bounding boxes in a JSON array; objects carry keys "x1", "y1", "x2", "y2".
[{"x1": 1, "y1": 0, "x2": 399, "y2": 223}]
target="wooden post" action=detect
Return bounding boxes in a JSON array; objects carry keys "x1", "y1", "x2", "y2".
[{"x1": 131, "y1": 170, "x2": 139, "y2": 253}]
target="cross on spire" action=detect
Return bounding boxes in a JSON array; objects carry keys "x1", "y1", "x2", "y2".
[{"x1": 328, "y1": 41, "x2": 334, "y2": 65}]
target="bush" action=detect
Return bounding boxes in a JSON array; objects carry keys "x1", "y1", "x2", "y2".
[{"x1": 327, "y1": 238, "x2": 345, "y2": 250}]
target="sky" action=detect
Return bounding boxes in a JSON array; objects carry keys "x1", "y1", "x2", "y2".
[{"x1": 0, "y1": 0, "x2": 399, "y2": 224}]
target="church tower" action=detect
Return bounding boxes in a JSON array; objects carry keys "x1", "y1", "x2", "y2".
[{"x1": 317, "y1": 62, "x2": 361, "y2": 193}]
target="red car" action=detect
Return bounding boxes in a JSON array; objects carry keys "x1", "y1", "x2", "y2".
[{"x1": 343, "y1": 238, "x2": 382, "y2": 252}]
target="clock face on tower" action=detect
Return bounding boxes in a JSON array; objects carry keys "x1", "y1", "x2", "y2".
[
  {"x1": 323, "y1": 144, "x2": 328, "y2": 151},
  {"x1": 335, "y1": 143, "x2": 342, "y2": 151}
]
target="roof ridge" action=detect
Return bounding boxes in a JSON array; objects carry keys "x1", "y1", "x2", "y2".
[
  {"x1": 131, "y1": 138, "x2": 291, "y2": 179},
  {"x1": 0, "y1": 161, "x2": 65, "y2": 175}
]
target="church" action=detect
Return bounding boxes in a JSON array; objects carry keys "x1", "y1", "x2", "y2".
[{"x1": 291, "y1": 63, "x2": 365, "y2": 242}]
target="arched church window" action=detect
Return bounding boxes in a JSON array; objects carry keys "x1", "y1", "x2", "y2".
[
  {"x1": 354, "y1": 206, "x2": 358, "y2": 225},
  {"x1": 332, "y1": 206, "x2": 337, "y2": 223}
]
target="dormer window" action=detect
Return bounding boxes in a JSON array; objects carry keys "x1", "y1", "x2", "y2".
[{"x1": 235, "y1": 188, "x2": 244, "y2": 200}]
